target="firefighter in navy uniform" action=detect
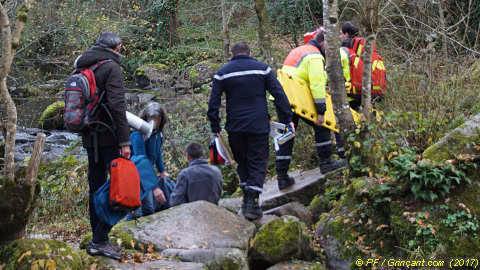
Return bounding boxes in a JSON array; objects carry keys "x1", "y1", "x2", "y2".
[
  {"x1": 276, "y1": 28, "x2": 347, "y2": 184},
  {"x1": 207, "y1": 41, "x2": 293, "y2": 220}
]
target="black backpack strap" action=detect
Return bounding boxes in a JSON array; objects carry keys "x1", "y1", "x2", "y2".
[{"x1": 89, "y1": 59, "x2": 114, "y2": 72}]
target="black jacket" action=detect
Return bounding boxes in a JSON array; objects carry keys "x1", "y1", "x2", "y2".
[
  {"x1": 169, "y1": 158, "x2": 223, "y2": 207},
  {"x1": 207, "y1": 55, "x2": 292, "y2": 134},
  {"x1": 74, "y1": 44, "x2": 130, "y2": 148}
]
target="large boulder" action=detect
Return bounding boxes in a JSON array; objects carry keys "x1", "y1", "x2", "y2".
[
  {"x1": 423, "y1": 113, "x2": 480, "y2": 162},
  {"x1": 110, "y1": 201, "x2": 255, "y2": 270},
  {"x1": 135, "y1": 64, "x2": 176, "y2": 89},
  {"x1": 315, "y1": 218, "x2": 354, "y2": 270},
  {"x1": 264, "y1": 202, "x2": 313, "y2": 227},
  {"x1": 105, "y1": 258, "x2": 206, "y2": 270},
  {"x1": 0, "y1": 239, "x2": 82, "y2": 270},
  {"x1": 37, "y1": 101, "x2": 64, "y2": 130},
  {"x1": 189, "y1": 60, "x2": 221, "y2": 88},
  {"x1": 250, "y1": 216, "x2": 313, "y2": 267}
]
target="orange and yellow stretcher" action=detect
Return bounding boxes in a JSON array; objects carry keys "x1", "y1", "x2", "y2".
[{"x1": 276, "y1": 69, "x2": 361, "y2": 133}]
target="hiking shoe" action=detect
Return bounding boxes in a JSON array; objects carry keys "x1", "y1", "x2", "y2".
[
  {"x1": 242, "y1": 189, "x2": 263, "y2": 220},
  {"x1": 277, "y1": 174, "x2": 295, "y2": 190},
  {"x1": 319, "y1": 158, "x2": 347, "y2": 174},
  {"x1": 107, "y1": 240, "x2": 122, "y2": 253},
  {"x1": 86, "y1": 241, "x2": 122, "y2": 260}
]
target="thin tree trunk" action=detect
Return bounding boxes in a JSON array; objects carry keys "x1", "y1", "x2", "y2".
[
  {"x1": 323, "y1": 0, "x2": 355, "y2": 136},
  {"x1": 254, "y1": 0, "x2": 276, "y2": 68},
  {"x1": 438, "y1": 0, "x2": 448, "y2": 65},
  {"x1": 221, "y1": 0, "x2": 230, "y2": 62},
  {"x1": 167, "y1": 0, "x2": 179, "y2": 46},
  {"x1": 361, "y1": 36, "x2": 374, "y2": 122}
]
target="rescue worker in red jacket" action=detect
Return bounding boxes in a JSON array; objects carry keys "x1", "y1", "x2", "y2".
[{"x1": 276, "y1": 28, "x2": 347, "y2": 186}]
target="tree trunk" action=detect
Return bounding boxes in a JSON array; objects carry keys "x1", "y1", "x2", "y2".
[
  {"x1": 0, "y1": 133, "x2": 44, "y2": 243},
  {"x1": 0, "y1": 0, "x2": 40, "y2": 244},
  {"x1": 438, "y1": 0, "x2": 448, "y2": 65},
  {"x1": 254, "y1": 0, "x2": 276, "y2": 68},
  {"x1": 361, "y1": 36, "x2": 374, "y2": 123},
  {"x1": 221, "y1": 0, "x2": 230, "y2": 62},
  {"x1": 167, "y1": 0, "x2": 179, "y2": 46},
  {"x1": 323, "y1": 0, "x2": 355, "y2": 136}
]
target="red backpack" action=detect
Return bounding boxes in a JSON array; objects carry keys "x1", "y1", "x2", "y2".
[
  {"x1": 348, "y1": 37, "x2": 387, "y2": 96},
  {"x1": 109, "y1": 158, "x2": 142, "y2": 211},
  {"x1": 64, "y1": 60, "x2": 113, "y2": 132}
]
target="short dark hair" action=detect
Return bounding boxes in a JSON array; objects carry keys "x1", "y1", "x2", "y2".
[
  {"x1": 342, "y1": 22, "x2": 359, "y2": 37},
  {"x1": 231, "y1": 41, "x2": 250, "y2": 56},
  {"x1": 314, "y1": 28, "x2": 325, "y2": 44},
  {"x1": 97, "y1": 32, "x2": 122, "y2": 49},
  {"x1": 185, "y1": 142, "x2": 204, "y2": 159}
]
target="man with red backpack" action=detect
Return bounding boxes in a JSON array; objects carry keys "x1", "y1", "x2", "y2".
[
  {"x1": 74, "y1": 32, "x2": 130, "y2": 260},
  {"x1": 340, "y1": 21, "x2": 387, "y2": 109}
]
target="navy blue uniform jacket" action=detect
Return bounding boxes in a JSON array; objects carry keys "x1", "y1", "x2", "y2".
[{"x1": 207, "y1": 55, "x2": 292, "y2": 134}]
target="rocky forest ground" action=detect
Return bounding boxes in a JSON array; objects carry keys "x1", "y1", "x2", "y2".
[{"x1": 2, "y1": 0, "x2": 480, "y2": 269}]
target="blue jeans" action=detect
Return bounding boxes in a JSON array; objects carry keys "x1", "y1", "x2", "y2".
[{"x1": 125, "y1": 189, "x2": 157, "y2": 221}]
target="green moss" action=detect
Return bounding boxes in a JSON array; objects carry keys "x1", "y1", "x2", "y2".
[
  {"x1": 189, "y1": 66, "x2": 199, "y2": 82},
  {"x1": 80, "y1": 224, "x2": 138, "y2": 251},
  {"x1": 423, "y1": 128, "x2": 480, "y2": 162},
  {"x1": 230, "y1": 187, "x2": 243, "y2": 198},
  {"x1": 0, "y1": 239, "x2": 82, "y2": 270},
  {"x1": 253, "y1": 216, "x2": 309, "y2": 262},
  {"x1": 38, "y1": 101, "x2": 65, "y2": 129}
]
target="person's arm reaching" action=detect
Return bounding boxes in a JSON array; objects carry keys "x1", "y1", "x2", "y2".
[
  {"x1": 307, "y1": 57, "x2": 327, "y2": 126},
  {"x1": 207, "y1": 73, "x2": 224, "y2": 133}
]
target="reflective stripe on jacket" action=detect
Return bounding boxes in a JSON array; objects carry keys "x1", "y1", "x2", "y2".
[{"x1": 282, "y1": 40, "x2": 327, "y2": 115}]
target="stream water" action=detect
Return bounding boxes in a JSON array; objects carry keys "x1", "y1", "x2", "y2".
[{"x1": 1, "y1": 95, "x2": 85, "y2": 163}]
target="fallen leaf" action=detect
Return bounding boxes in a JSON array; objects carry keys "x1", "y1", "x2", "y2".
[
  {"x1": 223, "y1": 230, "x2": 230, "y2": 233},
  {"x1": 17, "y1": 251, "x2": 31, "y2": 263},
  {"x1": 166, "y1": 236, "x2": 171, "y2": 241},
  {"x1": 116, "y1": 238, "x2": 123, "y2": 247},
  {"x1": 147, "y1": 244, "x2": 154, "y2": 254},
  {"x1": 417, "y1": 219, "x2": 423, "y2": 225},
  {"x1": 38, "y1": 259, "x2": 45, "y2": 268},
  {"x1": 425, "y1": 212, "x2": 430, "y2": 220},
  {"x1": 343, "y1": 219, "x2": 350, "y2": 224},
  {"x1": 130, "y1": 240, "x2": 136, "y2": 248},
  {"x1": 366, "y1": 219, "x2": 373, "y2": 225},
  {"x1": 90, "y1": 263, "x2": 97, "y2": 270},
  {"x1": 409, "y1": 217, "x2": 416, "y2": 223},
  {"x1": 46, "y1": 259, "x2": 56, "y2": 270},
  {"x1": 380, "y1": 240, "x2": 384, "y2": 248},
  {"x1": 376, "y1": 224, "x2": 389, "y2": 230},
  {"x1": 58, "y1": 248, "x2": 66, "y2": 252},
  {"x1": 31, "y1": 264, "x2": 39, "y2": 270},
  {"x1": 66, "y1": 255, "x2": 73, "y2": 261},
  {"x1": 139, "y1": 244, "x2": 144, "y2": 252},
  {"x1": 402, "y1": 212, "x2": 410, "y2": 217},
  {"x1": 133, "y1": 253, "x2": 143, "y2": 263}
]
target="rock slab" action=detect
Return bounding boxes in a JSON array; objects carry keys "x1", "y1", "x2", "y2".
[
  {"x1": 115, "y1": 201, "x2": 255, "y2": 270},
  {"x1": 264, "y1": 202, "x2": 313, "y2": 227},
  {"x1": 261, "y1": 169, "x2": 326, "y2": 211},
  {"x1": 423, "y1": 113, "x2": 480, "y2": 162}
]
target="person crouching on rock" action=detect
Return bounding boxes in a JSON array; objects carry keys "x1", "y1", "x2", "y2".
[{"x1": 170, "y1": 142, "x2": 223, "y2": 207}]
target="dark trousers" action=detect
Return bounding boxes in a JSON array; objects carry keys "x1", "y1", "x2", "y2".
[
  {"x1": 86, "y1": 145, "x2": 119, "y2": 244},
  {"x1": 228, "y1": 132, "x2": 269, "y2": 193},
  {"x1": 276, "y1": 114, "x2": 332, "y2": 175}
]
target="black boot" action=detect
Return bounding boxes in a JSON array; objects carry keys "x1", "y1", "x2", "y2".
[
  {"x1": 277, "y1": 173, "x2": 295, "y2": 190},
  {"x1": 242, "y1": 189, "x2": 263, "y2": 220},
  {"x1": 319, "y1": 158, "x2": 347, "y2": 174}
]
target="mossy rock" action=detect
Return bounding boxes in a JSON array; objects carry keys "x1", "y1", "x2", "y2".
[
  {"x1": 38, "y1": 101, "x2": 65, "y2": 130},
  {"x1": 251, "y1": 216, "x2": 313, "y2": 265},
  {"x1": 423, "y1": 113, "x2": 480, "y2": 163},
  {"x1": 189, "y1": 60, "x2": 221, "y2": 88},
  {"x1": 308, "y1": 195, "x2": 330, "y2": 224},
  {"x1": 0, "y1": 239, "x2": 82, "y2": 270}
]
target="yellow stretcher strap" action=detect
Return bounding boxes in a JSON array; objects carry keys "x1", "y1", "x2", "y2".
[{"x1": 277, "y1": 69, "x2": 360, "y2": 133}]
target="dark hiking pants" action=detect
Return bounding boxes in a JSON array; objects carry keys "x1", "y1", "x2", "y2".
[{"x1": 228, "y1": 132, "x2": 269, "y2": 193}]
